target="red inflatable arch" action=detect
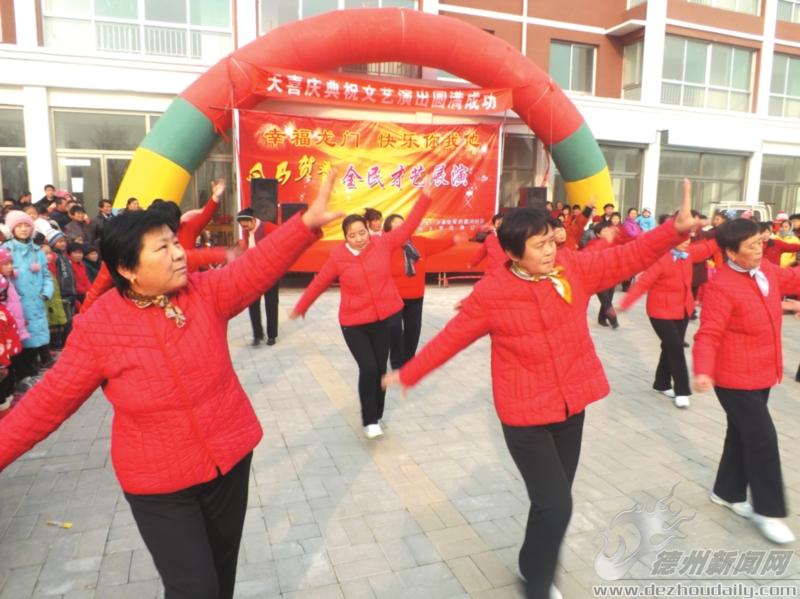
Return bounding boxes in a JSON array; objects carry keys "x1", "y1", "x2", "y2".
[{"x1": 115, "y1": 8, "x2": 613, "y2": 209}]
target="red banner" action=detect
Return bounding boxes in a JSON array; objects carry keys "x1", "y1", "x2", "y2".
[
  {"x1": 248, "y1": 66, "x2": 512, "y2": 115},
  {"x1": 237, "y1": 110, "x2": 500, "y2": 247}
]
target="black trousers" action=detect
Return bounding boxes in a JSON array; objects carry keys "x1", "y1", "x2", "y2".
[
  {"x1": 125, "y1": 453, "x2": 252, "y2": 599},
  {"x1": 341, "y1": 317, "x2": 391, "y2": 426},
  {"x1": 503, "y1": 411, "x2": 585, "y2": 599},
  {"x1": 0, "y1": 363, "x2": 14, "y2": 399},
  {"x1": 11, "y1": 348, "x2": 38, "y2": 380},
  {"x1": 597, "y1": 288, "x2": 617, "y2": 325},
  {"x1": 713, "y1": 387, "x2": 786, "y2": 518},
  {"x1": 247, "y1": 283, "x2": 279, "y2": 341},
  {"x1": 649, "y1": 316, "x2": 691, "y2": 396},
  {"x1": 388, "y1": 297, "x2": 424, "y2": 370}
]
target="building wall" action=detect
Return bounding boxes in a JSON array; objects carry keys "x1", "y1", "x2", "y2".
[{"x1": 0, "y1": 0, "x2": 799, "y2": 220}]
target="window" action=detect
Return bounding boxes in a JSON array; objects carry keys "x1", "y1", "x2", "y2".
[
  {"x1": 552, "y1": 145, "x2": 642, "y2": 209},
  {"x1": 686, "y1": 0, "x2": 758, "y2": 15},
  {"x1": 778, "y1": 0, "x2": 800, "y2": 23},
  {"x1": 769, "y1": 54, "x2": 800, "y2": 118},
  {"x1": 549, "y1": 41, "x2": 595, "y2": 94},
  {"x1": 657, "y1": 150, "x2": 746, "y2": 215},
  {"x1": 0, "y1": 109, "x2": 28, "y2": 201},
  {"x1": 500, "y1": 134, "x2": 537, "y2": 209},
  {"x1": 54, "y1": 111, "x2": 146, "y2": 151},
  {"x1": 42, "y1": 0, "x2": 232, "y2": 61},
  {"x1": 761, "y1": 155, "x2": 800, "y2": 215},
  {"x1": 661, "y1": 36, "x2": 752, "y2": 112},
  {"x1": 627, "y1": 0, "x2": 646, "y2": 7},
  {"x1": 622, "y1": 40, "x2": 643, "y2": 100}
]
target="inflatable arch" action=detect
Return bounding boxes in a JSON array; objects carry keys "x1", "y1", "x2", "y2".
[{"x1": 113, "y1": 8, "x2": 613, "y2": 210}]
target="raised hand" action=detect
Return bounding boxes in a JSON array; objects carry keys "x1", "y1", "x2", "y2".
[
  {"x1": 302, "y1": 169, "x2": 345, "y2": 230},
  {"x1": 211, "y1": 178, "x2": 225, "y2": 200},
  {"x1": 674, "y1": 178, "x2": 700, "y2": 234}
]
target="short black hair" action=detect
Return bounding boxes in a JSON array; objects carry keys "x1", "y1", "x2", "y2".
[
  {"x1": 497, "y1": 207, "x2": 554, "y2": 258},
  {"x1": 714, "y1": 210, "x2": 729, "y2": 221},
  {"x1": 382, "y1": 213, "x2": 403, "y2": 233},
  {"x1": 491, "y1": 212, "x2": 503, "y2": 226},
  {"x1": 593, "y1": 220, "x2": 616, "y2": 235},
  {"x1": 758, "y1": 221, "x2": 772, "y2": 233},
  {"x1": 98, "y1": 199, "x2": 112, "y2": 208},
  {"x1": 69, "y1": 204, "x2": 86, "y2": 216},
  {"x1": 34, "y1": 200, "x2": 49, "y2": 215},
  {"x1": 611, "y1": 212, "x2": 621, "y2": 219},
  {"x1": 363, "y1": 208, "x2": 382, "y2": 222},
  {"x1": 126, "y1": 197, "x2": 138, "y2": 207},
  {"x1": 101, "y1": 210, "x2": 177, "y2": 294},
  {"x1": 715, "y1": 218, "x2": 759, "y2": 254},
  {"x1": 342, "y1": 214, "x2": 367, "y2": 236},
  {"x1": 147, "y1": 199, "x2": 181, "y2": 230},
  {"x1": 67, "y1": 242, "x2": 83, "y2": 254},
  {"x1": 572, "y1": 204, "x2": 581, "y2": 210},
  {"x1": 44, "y1": 184, "x2": 55, "y2": 191},
  {"x1": 658, "y1": 214, "x2": 670, "y2": 225},
  {"x1": 789, "y1": 213, "x2": 800, "y2": 221},
  {"x1": 603, "y1": 203, "x2": 614, "y2": 210},
  {"x1": 627, "y1": 207, "x2": 637, "y2": 216}
]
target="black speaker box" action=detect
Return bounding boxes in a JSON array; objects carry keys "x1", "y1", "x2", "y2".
[
  {"x1": 280, "y1": 202, "x2": 306, "y2": 224},
  {"x1": 251, "y1": 178, "x2": 278, "y2": 223}
]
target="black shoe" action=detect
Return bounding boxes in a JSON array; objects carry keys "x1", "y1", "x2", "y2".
[
  {"x1": 683, "y1": 341, "x2": 690, "y2": 348},
  {"x1": 251, "y1": 338, "x2": 262, "y2": 347},
  {"x1": 610, "y1": 320, "x2": 619, "y2": 330},
  {"x1": 266, "y1": 338, "x2": 276, "y2": 346},
  {"x1": 598, "y1": 319, "x2": 609, "y2": 327}
]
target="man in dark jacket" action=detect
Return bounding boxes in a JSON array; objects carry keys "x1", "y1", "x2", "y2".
[{"x1": 237, "y1": 208, "x2": 279, "y2": 346}]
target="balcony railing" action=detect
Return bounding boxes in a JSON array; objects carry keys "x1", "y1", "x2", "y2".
[{"x1": 340, "y1": 62, "x2": 422, "y2": 79}]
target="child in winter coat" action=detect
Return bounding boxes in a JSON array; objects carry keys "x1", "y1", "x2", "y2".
[
  {"x1": 67, "y1": 242, "x2": 91, "y2": 304},
  {"x1": 47, "y1": 230, "x2": 76, "y2": 349},
  {"x1": 41, "y1": 245, "x2": 68, "y2": 348},
  {"x1": 2, "y1": 211, "x2": 52, "y2": 388},
  {"x1": 83, "y1": 244, "x2": 101, "y2": 282},
  {"x1": 0, "y1": 275, "x2": 23, "y2": 411},
  {"x1": 637, "y1": 208, "x2": 656, "y2": 232}
]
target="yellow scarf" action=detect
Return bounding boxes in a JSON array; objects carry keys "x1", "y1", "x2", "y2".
[
  {"x1": 509, "y1": 263, "x2": 573, "y2": 304},
  {"x1": 126, "y1": 290, "x2": 187, "y2": 328}
]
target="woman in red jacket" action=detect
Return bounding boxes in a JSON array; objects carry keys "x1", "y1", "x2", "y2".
[
  {"x1": 619, "y1": 233, "x2": 717, "y2": 408},
  {"x1": 0, "y1": 174, "x2": 340, "y2": 599},
  {"x1": 694, "y1": 218, "x2": 800, "y2": 546},
  {"x1": 384, "y1": 215, "x2": 459, "y2": 369},
  {"x1": 385, "y1": 185, "x2": 698, "y2": 599},
  {"x1": 291, "y1": 183, "x2": 431, "y2": 440}
]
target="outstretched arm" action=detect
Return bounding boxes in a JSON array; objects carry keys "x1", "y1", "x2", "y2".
[
  {"x1": 177, "y1": 179, "x2": 224, "y2": 250},
  {"x1": 619, "y1": 258, "x2": 663, "y2": 312},
  {"x1": 0, "y1": 323, "x2": 104, "y2": 469},
  {"x1": 291, "y1": 256, "x2": 339, "y2": 319}
]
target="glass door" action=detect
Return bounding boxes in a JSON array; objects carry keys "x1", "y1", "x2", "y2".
[
  {"x1": 105, "y1": 156, "x2": 132, "y2": 211},
  {"x1": 56, "y1": 156, "x2": 103, "y2": 213}
]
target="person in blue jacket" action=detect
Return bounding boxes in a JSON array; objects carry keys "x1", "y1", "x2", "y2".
[{"x1": 3, "y1": 211, "x2": 53, "y2": 389}]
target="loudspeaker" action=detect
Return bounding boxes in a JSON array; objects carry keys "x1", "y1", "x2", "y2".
[
  {"x1": 280, "y1": 202, "x2": 306, "y2": 224},
  {"x1": 518, "y1": 186, "x2": 548, "y2": 209},
  {"x1": 251, "y1": 178, "x2": 278, "y2": 223}
]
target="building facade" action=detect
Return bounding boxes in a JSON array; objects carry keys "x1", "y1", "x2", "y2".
[{"x1": 0, "y1": 0, "x2": 799, "y2": 234}]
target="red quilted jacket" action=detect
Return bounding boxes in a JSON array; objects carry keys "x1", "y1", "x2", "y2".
[
  {"x1": 620, "y1": 239, "x2": 717, "y2": 319},
  {"x1": 693, "y1": 260, "x2": 800, "y2": 389},
  {"x1": 390, "y1": 236, "x2": 454, "y2": 299},
  {"x1": 399, "y1": 222, "x2": 686, "y2": 426},
  {"x1": 293, "y1": 194, "x2": 430, "y2": 325},
  {"x1": 468, "y1": 232, "x2": 507, "y2": 272},
  {"x1": 0, "y1": 215, "x2": 318, "y2": 494}
]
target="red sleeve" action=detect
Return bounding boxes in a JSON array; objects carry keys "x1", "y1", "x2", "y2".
[
  {"x1": 0, "y1": 322, "x2": 104, "y2": 469},
  {"x1": 572, "y1": 222, "x2": 685, "y2": 295},
  {"x1": 468, "y1": 239, "x2": 489, "y2": 267},
  {"x1": 619, "y1": 257, "x2": 664, "y2": 311},
  {"x1": 771, "y1": 238, "x2": 800, "y2": 253},
  {"x1": 776, "y1": 262, "x2": 800, "y2": 295},
  {"x1": 381, "y1": 195, "x2": 432, "y2": 250},
  {"x1": 399, "y1": 286, "x2": 491, "y2": 387},
  {"x1": 177, "y1": 199, "x2": 218, "y2": 250},
  {"x1": 80, "y1": 264, "x2": 114, "y2": 313},
  {"x1": 692, "y1": 282, "x2": 733, "y2": 377},
  {"x1": 292, "y1": 252, "x2": 340, "y2": 317},
  {"x1": 187, "y1": 247, "x2": 228, "y2": 271},
  {"x1": 688, "y1": 238, "x2": 718, "y2": 263},
  {"x1": 194, "y1": 214, "x2": 318, "y2": 320}
]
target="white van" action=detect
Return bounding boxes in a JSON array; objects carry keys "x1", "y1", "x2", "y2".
[{"x1": 708, "y1": 202, "x2": 772, "y2": 222}]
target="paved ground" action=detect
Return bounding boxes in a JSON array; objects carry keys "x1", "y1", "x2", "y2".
[{"x1": 1, "y1": 283, "x2": 799, "y2": 599}]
